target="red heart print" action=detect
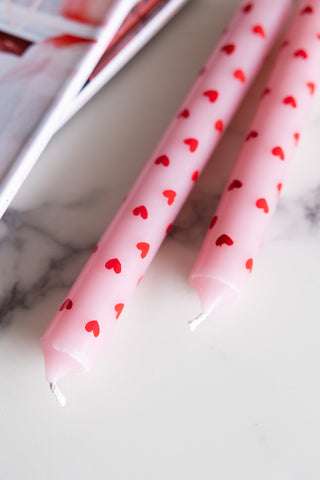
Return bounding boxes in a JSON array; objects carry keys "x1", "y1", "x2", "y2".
[
  {"x1": 209, "y1": 215, "x2": 218, "y2": 229},
  {"x1": 307, "y1": 82, "x2": 315, "y2": 95},
  {"x1": 136, "y1": 242, "x2": 150, "y2": 259},
  {"x1": 215, "y1": 120, "x2": 223, "y2": 132},
  {"x1": 191, "y1": 171, "x2": 199, "y2": 182},
  {"x1": 178, "y1": 108, "x2": 190, "y2": 118},
  {"x1": 184, "y1": 138, "x2": 198, "y2": 152},
  {"x1": 294, "y1": 132, "x2": 300, "y2": 146},
  {"x1": 154, "y1": 154, "x2": 170, "y2": 167},
  {"x1": 317, "y1": 34, "x2": 320, "y2": 40},
  {"x1": 246, "y1": 130, "x2": 258, "y2": 141},
  {"x1": 301, "y1": 6, "x2": 313, "y2": 14},
  {"x1": 234, "y1": 69, "x2": 246, "y2": 83},
  {"x1": 262, "y1": 87, "x2": 271, "y2": 97},
  {"x1": 59, "y1": 298, "x2": 73, "y2": 311},
  {"x1": 281, "y1": 39, "x2": 289, "y2": 48},
  {"x1": 228, "y1": 179, "x2": 243, "y2": 191},
  {"x1": 246, "y1": 258, "x2": 253, "y2": 273},
  {"x1": 256, "y1": 198, "x2": 269, "y2": 213},
  {"x1": 85, "y1": 320, "x2": 100, "y2": 337},
  {"x1": 277, "y1": 183, "x2": 282, "y2": 194},
  {"x1": 242, "y1": 3, "x2": 253, "y2": 13},
  {"x1": 203, "y1": 90, "x2": 219, "y2": 103},
  {"x1": 114, "y1": 303, "x2": 124, "y2": 319},
  {"x1": 216, "y1": 234, "x2": 234, "y2": 247},
  {"x1": 272, "y1": 146, "x2": 285, "y2": 160},
  {"x1": 163, "y1": 189, "x2": 176, "y2": 205},
  {"x1": 105, "y1": 258, "x2": 121, "y2": 274},
  {"x1": 166, "y1": 223, "x2": 172, "y2": 234},
  {"x1": 252, "y1": 25, "x2": 266, "y2": 38},
  {"x1": 283, "y1": 96, "x2": 297, "y2": 108},
  {"x1": 92, "y1": 245, "x2": 98, "y2": 253},
  {"x1": 294, "y1": 49, "x2": 308, "y2": 59},
  {"x1": 221, "y1": 44, "x2": 235, "y2": 55},
  {"x1": 132, "y1": 205, "x2": 148, "y2": 219}
]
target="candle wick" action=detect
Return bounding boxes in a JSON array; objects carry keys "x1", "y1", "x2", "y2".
[
  {"x1": 188, "y1": 311, "x2": 209, "y2": 332},
  {"x1": 50, "y1": 382, "x2": 66, "y2": 407}
]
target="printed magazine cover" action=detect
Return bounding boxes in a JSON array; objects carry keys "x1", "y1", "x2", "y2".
[{"x1": 0, "y1": 0, "x2": 189, "y2": 218}]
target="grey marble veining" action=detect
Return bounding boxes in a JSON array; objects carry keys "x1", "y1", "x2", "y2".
[
  {"x1": 2, "y1": 2, "x2": 320, "y2": 478},
  {"x1": 1, "y1": 176, "x2": 319, "y2": 329}
]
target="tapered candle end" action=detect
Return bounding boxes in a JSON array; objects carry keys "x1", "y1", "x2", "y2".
[
  {"x1": 41, "y1": 339, "x2": 87, "y2": 385},
  {"x1": 50, "y1": 382, "x2": 66, "y2": 407},
  {"x1": 188, "y1": 311, "x2": 209, "y2": 332},
  {"x1": 189, "y1": 275, "x2": 239, "y2": 331}
]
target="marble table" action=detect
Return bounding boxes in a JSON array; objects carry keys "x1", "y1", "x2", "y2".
[{"x1": 1, "y1": 0, "x2": 320, "y2": 478}]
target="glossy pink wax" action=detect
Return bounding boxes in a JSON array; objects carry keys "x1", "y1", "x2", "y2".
[
  {"x1": 190, "y1": 0, "x2": 320, "y2": 322},
  {"x1": 41, "y1": 0, "x2": 290, "y2": 384}
]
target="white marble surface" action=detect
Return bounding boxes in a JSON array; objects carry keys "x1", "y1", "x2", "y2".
[{"x1": 1, "y1": 0, "x2": 320, "y2": 478}]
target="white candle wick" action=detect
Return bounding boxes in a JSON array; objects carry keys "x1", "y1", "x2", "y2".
[
  {"x1": 188, "y1": 311, "x2": 209, "y2": 332},
  {"x1": 50, "y1": 382, "x2": 66, "y2": 407}
]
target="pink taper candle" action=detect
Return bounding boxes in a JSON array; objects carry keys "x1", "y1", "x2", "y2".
[
  {"x1": 41, "y1": 0, "x2": 290, "y2": 401},
  {"x1": 189, "y1": 0, "x2": 320, "y2": 330}
]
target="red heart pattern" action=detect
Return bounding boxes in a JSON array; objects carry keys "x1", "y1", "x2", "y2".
[
  {"x1": 105, "y1": 258, "x2": 122, "y2": 274},
  {"x1": 221, "y1": 44, "x2": 235, "y2": 55},
  {"x1": 136, "y1": 242, "x2": 150, "y2": 258},
  {"x1": 154, "y1": 155, "x2": 170, "y2": 167},
  {"x1": 216, "y1": 234, "x2": 234, "y2": 247},
  {"x1": 307, "y1": 82, "x2": 315, "y2": 95},
  {"x1": 215, "y1": 120, "x2": 224, "y2": 132},
  {"x1": 256, "y1": 198, "x2": 269, "y2": 213},
  {"x1": 59, "y1": 298, "x2": 73, "y2": 311},
  {"x1": 85, "y1": 320, "x2": 100, "y2": 337},
  {"x1": 242, "y1": 3, "x2": 253, "y2": 14},
  {"x1": 187, "y1": 2, "x2": 320, "y2": 322},
  {"x1": 272, "y1": 146, "x2": 285, "y2": 160},
  {"x1": 166, "y1": 223, "x2": 172, "y2": 234},
  {"x1": 252, "y1": 25, "x2": 266, "y2": 38},
  {"x1": 228, "y1": 179, "x2": 243, "y2": 191},
  {"x1": 301, "y1": 6, "x2": 313, "y2": 14},
  {"x1": 178, "y1": 108, "x2": 190, "y2": 118},
  {"x1": 246, "y1": 259, "x2": 253, "y2": 273},
  {"x1": 246, "y1": 130, "x2": 258, "y2": 141},
  {"x1": 49, "y1": 0, "x2": 315, "y2": 358},
  {"x1": 203, "y1": 90, "x2": 219, "y2": 103},
  {"x1": 234, "y1": 69, "x2": 246, "y2": 83},
  {"x1": 283, "y1": 95, "x2": 297, "y2": 108},
  {"x1": 163, "y1": 190, "x2": 176, "y2": 205},
  {"x1": 184, "y1": 138, "x2": 199, "y2": 152},
  {"x1": 132, "y1": 205, "x2": 148, "y2": 219},
  {"x1": 114, "y1": 303, "x2": 124, "y2": 319},
  {"x1": 191, "y1": 171, "x2": 199, "y2": 182},
  {"x1": 294, "y1": 49, "x2": 308, "y2": 59},
  {"x1": 209, "y1": 215, "x2": 218, "y2": 229}
]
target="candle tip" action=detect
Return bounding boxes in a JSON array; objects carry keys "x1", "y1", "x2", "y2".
[
  {"x1": 188, "y1": 311, "x2": 209, "y2": 332},
  {"x1": 50, "y1": 382, "x2": 66, "y2": 407}
]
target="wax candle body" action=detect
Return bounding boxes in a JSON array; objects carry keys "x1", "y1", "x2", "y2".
[
  {"x1": 41, "y1": 0, "x2": 290, "y2": 385},
  {"x1": 190, "y1": 0, "x2": 320, "y2": 326}
]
